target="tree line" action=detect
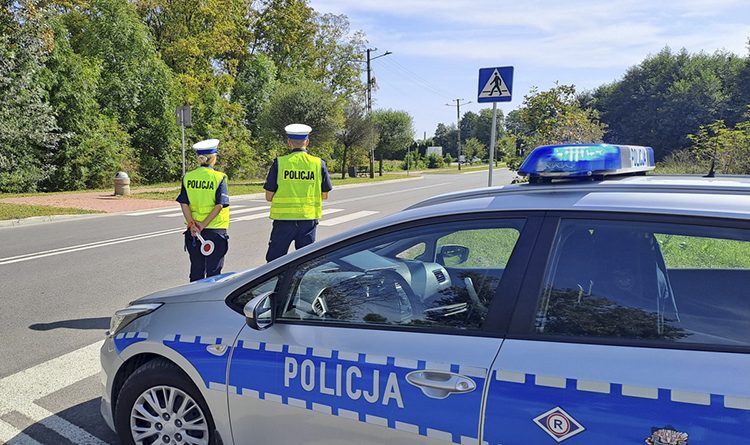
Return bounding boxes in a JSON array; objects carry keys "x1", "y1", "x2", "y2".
[
  {"x1": 428, "y1": 44, "x2": 750, "y2": 174},
  {"x1": 3, "y1": 0, "x2": 750, "y2": 194},
  {"x1": 0, "y1": 0, "x2": 415, "y2": 193}
]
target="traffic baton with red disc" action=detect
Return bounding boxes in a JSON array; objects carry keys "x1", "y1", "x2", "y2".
[{"x1": 195, "y1": 233, "x2": 215, "y2": 256}]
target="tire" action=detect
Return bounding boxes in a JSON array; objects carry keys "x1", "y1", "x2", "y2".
[{"x1": 114, "y1": 358, "x2": 216, "y2": 445}]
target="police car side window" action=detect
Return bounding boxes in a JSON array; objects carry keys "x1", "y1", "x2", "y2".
[
  {"x1": 232, "y1": 276, "x2": 279, "y2": 309},
  {"x1": 535, "y1": 219, "x2": 750, "y2": 348},
  {"x1": 278, "y1": 219, "x2": 525, "y2": 330}
]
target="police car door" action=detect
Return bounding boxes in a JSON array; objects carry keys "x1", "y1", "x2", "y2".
[
  {"x1": 226, "y1": 215, "x2": 540, "y2": 444},
  {"x1": 484, "y1": 214, "x2": 750, "y2": 444}
]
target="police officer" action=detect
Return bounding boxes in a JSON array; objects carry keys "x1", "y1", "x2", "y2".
[
  {"x1": 177, "y1": 139, "x2": 230, "y2": 281},
  {"x1": 264, "y1": 124, "x2": 333, "y2": 262}
]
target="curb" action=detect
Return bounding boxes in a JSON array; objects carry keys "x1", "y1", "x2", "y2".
[
  {"x1": 0, "y1": 175, "x2": 424, "y2": 227},
  {"x1": 0, "y1": 212, "x2": 113, "y2": 229}
]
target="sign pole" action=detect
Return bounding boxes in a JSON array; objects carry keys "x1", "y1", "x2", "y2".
[
  {"x1": 477, "y1": 65, "x2": 513, "y2": 187},
  {"x1": 488, "y1": 102, "x2": 497, "y2": 187},
  {"x1": 180, "y1": 116, "x2": 186, "y2": 177}
]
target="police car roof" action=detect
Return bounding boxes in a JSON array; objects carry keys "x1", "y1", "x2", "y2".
[
  {"x1": 136, "y1": 174, "x2": 750, "y2": 305},
  {"x1": 406, "y1": 175, "x2": 750, "y2": 220}
]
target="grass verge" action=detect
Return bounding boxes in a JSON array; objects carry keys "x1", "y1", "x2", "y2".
[
  {"x1": 0, "y1": 203, "x2": 101, "y2": 221},
  {"x1": 129, "y1": 174, "x2": 418, "y2": 200},
  {"x1": 421, "y1": 163, "x2": 507, "y2": 174}
]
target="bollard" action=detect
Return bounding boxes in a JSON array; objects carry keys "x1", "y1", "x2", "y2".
[{"x1": 114, "y1": 171, "x2": 131, "y2": 196}]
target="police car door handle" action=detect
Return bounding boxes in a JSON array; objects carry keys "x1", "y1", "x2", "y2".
[{"x1": 405, "y1": 370, "x2": 476, "y2": 399}]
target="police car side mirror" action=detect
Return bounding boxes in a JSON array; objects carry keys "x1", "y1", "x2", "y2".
[
  {"x1": 244, "y1": 291, "x2": 274, "y2": 330},
  {"x1": 438, "y1": 245, "x2": 470, "y2": 266}
]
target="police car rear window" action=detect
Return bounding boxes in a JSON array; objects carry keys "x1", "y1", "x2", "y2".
[{"x1": 535, "y1": 219, "x2": 750, "y2": 348}]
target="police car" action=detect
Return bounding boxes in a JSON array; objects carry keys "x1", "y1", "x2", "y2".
[{"x1": 101, "y1": 144, "x2": 750, "y2": 445}]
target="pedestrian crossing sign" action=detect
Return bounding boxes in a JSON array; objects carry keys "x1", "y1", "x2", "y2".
[{"x1": 477, "y1": 66, "x2": 513, "y2": 103}]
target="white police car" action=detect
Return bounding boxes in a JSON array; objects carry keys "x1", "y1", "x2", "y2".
[{"x1": 101, "y1": 144, "x2": 750, "y2": 445}]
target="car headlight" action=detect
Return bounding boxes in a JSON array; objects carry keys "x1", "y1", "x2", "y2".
[{"x1": 107, "y1": 303, "x2": 162, "y2": 337}]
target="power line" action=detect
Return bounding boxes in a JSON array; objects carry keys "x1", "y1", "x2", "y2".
[
  {"x1": 386, "y1": 58, "x2": 455, "y2": 99},
  {"x1": 378, "y1": 58, "x2": 454, "y2": 100}
]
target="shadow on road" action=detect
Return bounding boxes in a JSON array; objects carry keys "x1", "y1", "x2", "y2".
[
  {"x1": 6, "y1": 397, "x2": 120, "y2": 445},
  {"x1": 29, "y1": 317, "x2": 110, "y2": 331}
]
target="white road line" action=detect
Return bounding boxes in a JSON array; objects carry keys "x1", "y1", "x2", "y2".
[
  {"x1": 318, "y1": 211, "x2": 379, "y2": 226},
  {"x1": 125, "y1": 207, "x2": 180, "y2": 216},
  {"x1": 22, "y1": 403, "x2": 108, "y2": 445},
  {"x1": 0, "y1": 418, "x2": 44, "y2": 445},
  {"x1": 225, "y1": 206, "x2": 270, "y2": 216},
  {"x1": 0, "y1": 228, "x2": 183, "y2": 265},
  {"x1": 0, "y1": 341, "x2": 103, "y2": 404},
  {"x1": 327, "y1": 182, "x2": 449, "y2": 206},
  {"x1": 0, "y1": 228, "x2": 185, "y2": 265},
  {"x1": 0, "y1": 341, "x2": 108, "y2": 445},
  {"x1": 158, "y1": 205, "x2": 248, "y2": 218},
  {"x1": 3, "y1": 206, "x2": 351, "y2": 265},
  {"x1": 230, "y1": 208, "x2": 344, "y2": 223}
]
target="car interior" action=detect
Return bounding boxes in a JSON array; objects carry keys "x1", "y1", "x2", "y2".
[
  {"x1": 537, "y1": 221, "x2": 750, "y2": 347},
  {"x1": 278, "y1": 226, "x2": 520, "y2": 330}
]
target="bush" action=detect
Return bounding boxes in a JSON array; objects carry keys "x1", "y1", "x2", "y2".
[
  {"x1": 427, "y1": 153, "x2": 445, "y2": 169},
  {"x1": 655, "y1": 149, "x2": 709, "y2": 174},
  {"x1": 402, "y1": 151, "x2": 424, "y2": 170},
  {"x1": 444, "y1": 153, "x2": 453, "y2": 165}
]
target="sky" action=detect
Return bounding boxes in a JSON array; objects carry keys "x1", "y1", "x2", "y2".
[{"x1": 308, "y1": 0, "x2": 750, "y2": 139}]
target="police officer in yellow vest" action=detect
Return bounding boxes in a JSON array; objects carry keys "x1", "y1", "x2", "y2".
[
  {"x1": 177, "y1": 139, "x2": 230, "y2": 281},
  {"x1": 264, "y1": 124, "x2": 332, "y2": 262}
]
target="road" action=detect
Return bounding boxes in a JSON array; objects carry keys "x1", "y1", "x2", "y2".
[{"x1": 0, "y1": 169, "x2": 515, "y2": 444}]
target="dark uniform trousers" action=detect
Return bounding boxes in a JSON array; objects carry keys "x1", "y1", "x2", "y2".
[
  {"x1": 185, "y1": 229, "x2": 229, "y2": 282},
  {"x1": 266, "y1": 220, "x2": 318, "y2": 262}
]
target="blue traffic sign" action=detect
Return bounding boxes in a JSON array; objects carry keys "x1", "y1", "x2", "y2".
[{"x1": 477, "y1": 66, "x2": 513, "y2": 103}]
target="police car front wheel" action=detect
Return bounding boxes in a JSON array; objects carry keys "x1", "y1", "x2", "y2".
[{"x1": 114, "y1": 358, "x2": 217, "y2": 445}]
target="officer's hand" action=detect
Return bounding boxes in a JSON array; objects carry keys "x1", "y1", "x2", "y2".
[
  {"x1": 190, "y1": 223, "x2": 202, "y2": 236},
  {"x1": 193, "y1": 222, "x2": 204, "y2": 234}
]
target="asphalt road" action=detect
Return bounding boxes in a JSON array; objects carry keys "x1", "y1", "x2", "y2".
[{"x1": 0, "y1": 169, "x2": 515, "y2": 445}]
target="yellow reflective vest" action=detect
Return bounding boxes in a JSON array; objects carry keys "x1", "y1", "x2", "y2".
[
  {"x1": 270, "y1": 151, "x2": 322, "y2": 220},
  {"x1": 183, "y1": 167, "x2": 229, "y2": 229}
]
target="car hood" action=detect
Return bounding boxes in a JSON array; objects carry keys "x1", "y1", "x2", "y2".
[{"x1": 133, "y1": 271, "x2": 249, "y2": 304}]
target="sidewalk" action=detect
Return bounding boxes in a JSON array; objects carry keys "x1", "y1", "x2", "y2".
[
  {"x1": 0, "y1": 190, "x2": 176, "y2": 213},
  {"x1": 0, "y1": 176, "x2": 424, "y2": 215}
]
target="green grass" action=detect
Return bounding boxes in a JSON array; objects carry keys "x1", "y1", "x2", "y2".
[
  {"x1": 437, "y1": 228, "x2": 520, "y2": 268},
  {"x1": 129, "y1": 174, "x2": 417, "y2": 200},
  {"x1": 656, "y1": 234, "x2": 750, "y2": 269},
  {"x1": 421, "y1": 163, "x2": 507, "y2": 174},
  {"x1": 0, "y1": 203, "x2": 101, "y2": 220}
]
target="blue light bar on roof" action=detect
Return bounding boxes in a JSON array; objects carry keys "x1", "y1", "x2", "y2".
[{"x1": 518, "y1": 144, "x2": 655, "y2": 179}]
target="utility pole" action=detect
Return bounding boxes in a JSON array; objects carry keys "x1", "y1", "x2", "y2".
[
  {"x1": 365, "y1": 48, "x2": 391, "y2": 178},
  {"x1": 446, "y1": 99, "x2": 471, "y2": 170}
]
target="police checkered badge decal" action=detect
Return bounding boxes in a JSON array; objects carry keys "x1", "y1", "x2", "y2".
[{"x1": 533, "y1": 406, "x2": 585, "y2": 442}]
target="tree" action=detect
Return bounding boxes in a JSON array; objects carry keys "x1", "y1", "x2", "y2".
[
  {"x1": 372, "y1": 109, "x2": 414, "y2": 176},
  {"x1": 310, "y1": 13, "x2": 367, "y2": 100},
  {"x1": 133, "y1": 0, "x2": 252, "y2": 79},
  {"x1": 0, "y1": 1, "x2": 60, "y2": 192},
  {"x1": 337, "y1": 102, "x2": 376, "y2": 179},
  {"x1": 232, "y1": 53, "x2": 278, "y2": 136},
  {"x1": 250, "y1": 0, "x2": 317, "y2": 79},
  {"x1": 459, "y1": 111, "x2": 478, "y2": 145},
  {"x1": 462, "y1": 138, "x2": 486, "y2": 163},
  {"x1": 41, "y1": 15, "x2": 138, "y2": 190},
  {"x1": 592, "y1": 47, "x2": 743, "y2": 159},
  {"x1": 73, "y1": 0, "x2": 180, "y2": 182},
  {"x1": 433, "y1": 122, "x2": 458, "y2": 158},
  {"x1": 261, "y1": 80, "x2": 343, "y2": 162},
  {"x1": 687, "y1": 119, "x2": 750, "y2": 175},
  {"x1": 506, "y1": 84, "x2": 606, "y2": 170},
  {"x1": 474, "y1": 107, "x2": 505, "y2": 149}
]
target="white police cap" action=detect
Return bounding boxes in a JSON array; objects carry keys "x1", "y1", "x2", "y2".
[
  {"x1": 285, "y1": 124, "x2": 312, "y2": 140},
  {"x1": 192, "y1": 139, "x2": 219, "y2": 155}
]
